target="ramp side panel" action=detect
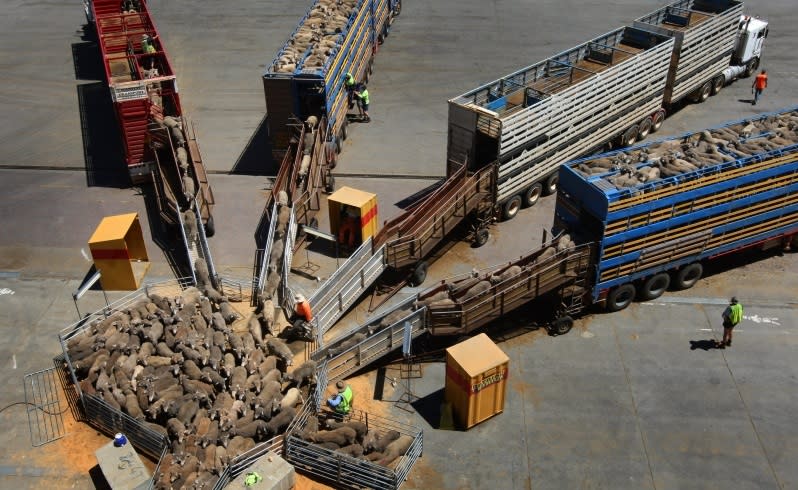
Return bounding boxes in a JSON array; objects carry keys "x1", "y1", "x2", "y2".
[{"x1": 309, "y1": 240, "x2": 387, "y2": 338}]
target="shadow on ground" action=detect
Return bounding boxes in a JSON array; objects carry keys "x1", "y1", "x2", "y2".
[
  {"x1": 230, "y1": 114, "x2": 277, "y2": 175},
  {"x1": 73, "y1": 31, "x2": 131, "y2": 189}
]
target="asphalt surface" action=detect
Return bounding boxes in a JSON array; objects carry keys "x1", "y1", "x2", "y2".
[{"x1": 0, "y1": 0, "x2": 796, "y2": 488}]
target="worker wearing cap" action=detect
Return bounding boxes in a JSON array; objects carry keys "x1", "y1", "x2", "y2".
[
  {"x1": 718, "y1": 296, "x2": 743, "y2": 348},
  {"x1": 354, "y1": 83, "x2": 370, "y2": 122},
  {"x1": 294, "y1": 293, "x2": 312, "y2": 323},
  {"x1": 327, "y1": 381, "x2": 353, "y2": 414},
  {"x1": 344, "y1": 72, "x2": 356, "y2": 109}
]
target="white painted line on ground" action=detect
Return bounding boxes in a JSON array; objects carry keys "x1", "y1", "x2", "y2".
[
  {"x1": 0, "y1": 288, "x2": 14, "y2": 295},
  {"x1": 80, "y1": 247, "x2": 90, "y2": 262},
  {"x1": 744, "y1": 314, "x2": 781, "y2": 326}
]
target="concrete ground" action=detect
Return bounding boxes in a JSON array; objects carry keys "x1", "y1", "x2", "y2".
[{"x1": 0, "y1": 0, "x2": 795, "y2": 488}]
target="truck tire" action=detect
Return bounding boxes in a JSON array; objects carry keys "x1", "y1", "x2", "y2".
[
  {"x1": 673, "y1": 263, "x2": 702, "y2": 290},
  {"x1": 543, "y1": 174, "x2": 559, "y2": 195},
  {"x1": 204, "y1": 215, "x2": 215, "y2": 238},
  {"x1": 621, "y1": 125, "x2": 639, "y2": 147},
  {"x1": 550, "y1": 315, "x2": 574, "y2": 336},
  {"x1": 393, "y1": 0, "x2": 402, "y2": 16},
  {"x1": 743, "y1": 57, "x2": 759, "y2": 78},
  {"x1": 694, "y1": 81, "x2": 712, "y2": 103},
  {"x1": 637, "y1": 117, "x2": 653, "y2": 141},
  {"x1": 473, "y1": 228, "x2": 489, "y2": 247},
  {"x1": 651, "y1": 109, "x2": 666, "y2": 133},
  {"x1": 711, "y1": 75, "x2": 725, "y2": 95},
  {"x1": 334, "y1": 135, "x2": 341, "y2": 154},
  {"x1": 324, "y1": 174, "x2": 336, "y2": 193},
  {"x1": 502, "y1": 196, "x2": 522, "y2": 221},
  {"x1": 607, "y1": 284, "x2": 636, "y2": 312},
  {"x1": 523, "y1": 183, "x2": 543, "y2": 207},
  {"x1": 340, "y1": 120, "x2": 348, "y2": 141},
  {"x1": 409, "y1": 261, "x2": 428, "y2": 287},
  {"x1": 639, "y1": 273, "x2": 670, "y2": 301}
]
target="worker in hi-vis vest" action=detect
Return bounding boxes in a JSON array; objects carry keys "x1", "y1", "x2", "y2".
[
  {"x1": 327, "y1": 381, "x2": 353, "y2": 414},
  {"x1": 718, "y1": 296, "x2": 743, "y2": 348}
]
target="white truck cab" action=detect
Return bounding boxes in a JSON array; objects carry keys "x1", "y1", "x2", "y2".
[{"x1": 724, "y1": 15, "x2": 769, "y2": 81}]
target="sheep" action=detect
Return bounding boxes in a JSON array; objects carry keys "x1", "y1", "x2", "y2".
[
  {"x1": 379, "y1": 435, "x2": 414, "y2": 466},
  {"x1": 123, "y1": 391, "x2": 145, "y2": 420},
  {"x1": 310, "y1": 426, "x2": 357, "y2": 447},
  {"x1": 265, "y1": 407, "x2": 296, "y2": 436},
  {"x1": 266, "y1": 337, "x2": 294, "y2": 366},
  {"x1": 336, "y1": 443, "x2": 364, "y2": 458},
  {"x1": 367, "y1": 430, "x2": 400, "y2": 453},
  {"x1": 181, "y1": 359, "x2": 203, "y2": 381},
  {"x1": 324, "y1": 419, "x2": 368, "y2": 440},
  {"x1": 489, "y1": 265, "x2": 522, "y2": 285},
  {"x1": 247, "y1": 315, "x2": 264, "y2": 346},
  {"x1": 263, "y1": 269, "x2": 281, "y2": 300},
  {"x1": 183, "y1": 209, "x2": 199, "y2": 243},
  {"x1": 282, "y1": 360, "x2": 317, "y2": 387},
  {"x1": 232, "y1": 420, "x2": 268, "y2": 440},
  {"x1": 218, "y1": 301, "x2": 237, "y2": 324},
  {"x1": 166, "y1": 417, "x2": 187, "y2": 444},
  {"x1": 461, "y1": 280, "x2": 492, "y2": 301},
  {"x1": 228, "y1": 366, "x2": 248, "y2": 399},
  {"x1": 279, "y1": 387, "x2": 304, "y2": 411}
]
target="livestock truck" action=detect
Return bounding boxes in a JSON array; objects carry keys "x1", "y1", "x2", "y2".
[
  {"x1": 87, "y1": 0, "x2": 216, "y2": 236},
  {"x1": 263, "y1": 0, "x2": 401, "y2": 161},
  {"x1": 313, "y1": 108, "x2": 798, "y2": 379},
  {"x1": 447, "y1": 0, "x2": 767, "y2": 221}
]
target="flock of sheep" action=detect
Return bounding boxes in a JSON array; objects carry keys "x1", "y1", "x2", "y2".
[
  {"x1": 65, "y1": 283, "x2": 319, "y2": 488},
  {"x1": 272, "y1": 0, "x2": 360, "y2": 73},
  {"x1": 572, "y1": 111, "x2": 798, "y2": 190},
  {"x1": 293, "y1": 413, "x2": 414, "y2": 467}
]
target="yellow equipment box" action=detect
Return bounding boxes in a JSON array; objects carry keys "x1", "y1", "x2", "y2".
[
  {"x1": 88, "y1": 213, "x2": 150, "y2": 290},
  {"x1": 445, "y1": 333, "x2": 509, "y2": 429},
  {"x1": 327, "y1": 186, "x2": 378, "y2": 247}
]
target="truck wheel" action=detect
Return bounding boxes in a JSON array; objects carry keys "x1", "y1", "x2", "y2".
[
  {"x1": 334, "y1": 136, "x2": 342, "y2": 154},
  {"x1": 340, "y1": 120, "x2": 348, "y2": 141},
  {"x1": 550, "y1": 315, "x2": 574, "y2": 336},
  {"x1": 409, "y1": 261, "x2": 428, "y2": 287},
  {"x1": 204, "y1": 215, "x2": 215, "y2": 238},
  {"x1": 325, "y1": 141, "x2": 338, "y2": 167},
  {"x1": 473, "y1": 228, "x2": 489, "y2": 247},
  {"x1": 543, "y1": 174, "x2": 559, "y2": 195},
  {"x1": 637, "y1": 117, "x2": 653, "y2": 141},
  {"x1": 393, "y1": 0, "x2": 402, "y2": 16},
  {"x1": 639, "y1": 273, "x2": 670, "y2": 301},
  {"x1": 695, "y1": 81, "x2": 712, "y2": 103},
  {"x1": 324, "y1": 174, "x2": 336, "y2": 193},
  {"x1": 743, "y1": 57, "x2": 759, "y2": 78},
  {"x1": 651, "y1": 109, "x2": 666, "y2": 133},
  {"x1": 621, "y1": 125, "x2": 639, "y2": 147},
  {"x1": 607, "y1": 284, "x2": 636, "y2": 312},
  {"x1": 523, "y1": 183, "x2": 543, "y2": 207},
  {"x1": 673, "y1": 263, "x2": 702, "y2": 290},
  {"x1": 711, "y1": 75, "x2": 725, "y2": 95},
  {"x1": 502, "y1": 196, "x2": 522, "y2": 221}
]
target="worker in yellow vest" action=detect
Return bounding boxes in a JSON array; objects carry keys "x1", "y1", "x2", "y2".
[
  {"x1": 327, "y1": 381, "x2": 353, "y2": 414},
  {"x1": 718, "y1": 297, "x2": 743, "y2": 348},
  {"x1": 354, "y1": 84, "x2": 370, "y2": 122}
]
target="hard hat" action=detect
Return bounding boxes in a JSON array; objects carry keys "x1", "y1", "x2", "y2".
[
  {"x1": 336, "y1": 381, "x2": 345, "y2": 391},
  {"x1": 730, "y1": 297, "x2": 738, "y2": 304},
  {"x1": 295, "y1": 293, "x2": 305, "y2": 302}
]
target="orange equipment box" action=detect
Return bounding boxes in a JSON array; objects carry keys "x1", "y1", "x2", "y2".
[
  {"x1": 327, "y1": 186, "x2": 378, "y2": 248},
  {"x1": 88, "y1": 213, "x2": 150, "y2": 290},
  {"x1": 445, "y1": 333, "x2": 509, "y2": 429}
]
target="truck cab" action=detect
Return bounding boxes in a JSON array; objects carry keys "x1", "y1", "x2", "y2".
[{"x1": 727, "y1": 15, "x2": 768, "y2": 79}]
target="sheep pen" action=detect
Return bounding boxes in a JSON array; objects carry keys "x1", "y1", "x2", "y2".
[{"x1": 60, "y1": 281, "x2": 319, "y2": 489}]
